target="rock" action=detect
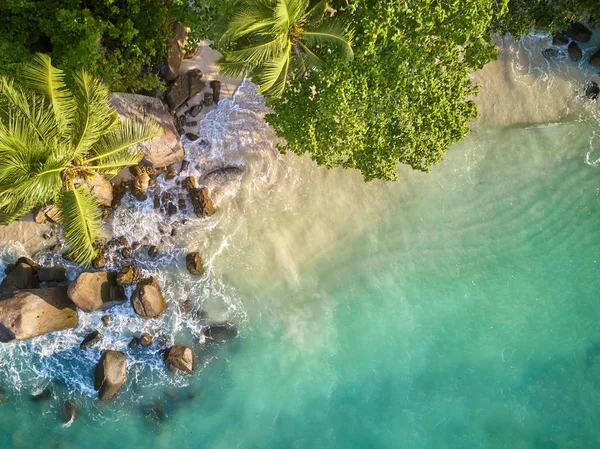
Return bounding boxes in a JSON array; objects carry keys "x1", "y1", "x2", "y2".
[
  {"x1": 184, "y1": 120, "x2": 198, "y2": 127},
  {"x1": 121, "y1": 247, "x2": 133, "y2": 259},
  {"x1": 111, "y1": 183, "x2": 129, "y2": 208},
  {"x1": 130, "y1": 277, "x2": 167, "y2": 318},
  {"x1": 590, "y1": 49, "x2": 600, "y2": 67},
  {"x1": 35, "y1": 267, "x2": 66, "y2": 283},
  {"x1": 166, "y1": 168, "x2": 177, "y2": 180},
  {"x1": 60, "y1": 400, "x2": 80, "y2": 424},
  {"x1": 67, "y1": 272, "x2": 126, "y2": 312},
  {"x1": 109, "y1": 93, "x2": 184, "y2": 168},
  {"x1": 42, "y1": 233, "x2": 51, "y2": 240},
  {"x1": 542, "y1": 48, "x2": 560, "y2": 59},
  {"x1": 74, "y1": 173, "x2": 113, "y2": 207},
  {"x1": 565, "y1": 22, "x2": 592, "y2": 43},
  {"x1": 188, "y1": 69, "x2": 205, "y2": 97},
  {"x1": 80, "y1": 330, "x2": 101, "y2": 349},
  {"x1": 0, "y1": 263, "x2": 38, "y2": 296},
  {"x1": 117, "y1": 266, "x2": 140, "y2": 285},
  {"x1": 148, "y1": 246, "x2": 159, "y2": 258},
  {"x1": 33, "y1": 204, "x2": 62, "y2": 224},
  {"x1": 210, "y1": 80, "x2": 222, "y2": 103},
  {"x1": 31, "y1": 385, "x2": 53, "y2": 402},
  {"x1": 202, "y1": 166, "x2": 244, "y2": 185},
  {"x1": 3, "y1": 264, "x2": 15, "y2": 275},
  {"x1": 164, "y1": 345, "x2": 195, "y2": 373},
  {"x1": 133, "y1": 172, "x2": 150, "y2": 199},
  {"x1": 142, "y1": 403, "x2": 167, "y2": 425},
  {"x1": 0, "y1": 287, "x2": 78, "y2": 342},
  {"x1": 140, "y1": 333, "x2": 152, "y2": 347},
  {"x1": 203, "y1": 92, "x2": 214, "y2": 107},
  {"x1": 203, "y1": 322, "x2": 238, "y2": 342},
  {"x1": 568, "y1": 42, "x2": 582, "y2": 61},
  {"x1": 184, "y1": 177, "x2": 216, "y2": 217},
  {"x1": 132, "y1": 241, "x2": 141, "y2": 251},
  {"x1": 552, "y1": 32, "x2": 569, "y2": 46},
  {"x1": 188, "y1": 105, "x2": 203, "y2": 117},
  {"x1": 185, "y1": 252, "x2": 204, "y2": 275},
  {"x1": 16, "y1": 257, "x2": 36, "y2": 267},
  {"x1": 94, "y1": 350, "x2": 127, "y2": 400},
  {"x1": 166, "y1": 203, "x2": 177, "y2": 216},
  {"x1": 184, "y1": 133, "x2": 199, "y2": 142},
  {"x1": 166, "y1": 74, "x2": 191, "y2": 110},
  {"x1": 128, "y1": 337, "x2": 140, "y2": 349},
  {"x1": 585, "y1": 81, "x2": 599, "y2": 100},
  {"x1": 161, "y1": 22, "x2": 188, "y2": 81},
  {"x1": 180, "y1": 160, "x2": 190, "y2": 173},
  {"x1": 92, "y1": 253, "x2": 107, "y2": 270},
  {"x1": 101, "y1": 315, "x2": 111, "y2": 326}
]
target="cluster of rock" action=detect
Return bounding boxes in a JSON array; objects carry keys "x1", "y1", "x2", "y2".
[{"x1": 543, "y1": 22, "x2": 600, "y2": 101}]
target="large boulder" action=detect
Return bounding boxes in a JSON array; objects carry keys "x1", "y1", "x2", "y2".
[
  {"x1": 590, "y1": 49, "x2": 600, "y2": 67},
  {"x1": 109, "y1": 93, "x2": 184, "y2": 168},
  {"x1": 568, "y1": 42, "x2": 583, "y2": 61},
  {"x1": 565, "y1": 22, "x2": 592, "y2": 43},
  {"x1": 161, "y1": 22, "x2": 188, "y2": 82},
  {"x1": 164, "y1": 345, "x2": 195, "y2": 373},
  {"x1": 0, "y1": 287, "x2": 78, "y2": 342},
  {"x1": 184, "y1": 177, "x2": 216, "y2": 217},
  {"x1": 94, "y1": 350, "x2": 127, "y2": 400},
  {"x1": 186, "y1": 252, "x2": 204, "y2": 275},
  {"x1": 166, "y1": 69, "x2": 205, "y2": 110},
  {"x1": 130, "y1": 277, "x2": 167, "y2": 318},
  {"x1": 0, "y1": 262, "x2": 37, "y2": 297},
  {"x1": 67, "y1": 271, "x2": 126, "y2": 313}
]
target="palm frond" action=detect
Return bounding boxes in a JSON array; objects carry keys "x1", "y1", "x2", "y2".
[
  {"x1": 259, "y1": 41, "x2": 292, "y2": 97},
  {"x1": 222, "y1": 0, "x2": 276, "y2": 41},
  {"x1": 60, "y1": 183, "x2": 102, "y2": 265},
  {"x1": 218, "y1": 58, "x2": 253, "y2": 79},
  {"x1": 224, "y1": 38, "x2": 285, "y2": 66},
  {"x1": 84, "y1": 118, "x2": 159, "y2": 164},
  {"x1": 88, "y1": 149, "x2": 143, "y2": 179},
  {"x1": 302, "y1": 21, "x2": 354, "y2": 60},
  {"x1": 20, "y1": 53, "x2": 76, "y2": 131},
  {"x1": 0, "y1": 204, "x2": 32, "y2": 226},
  {"x1": 70, "y1": 70, "x2": 119, "y2": 160}
]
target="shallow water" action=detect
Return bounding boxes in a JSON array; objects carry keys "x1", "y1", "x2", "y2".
[{"x1": 0, "y1": 35, "x2": 599, "y2": 448}]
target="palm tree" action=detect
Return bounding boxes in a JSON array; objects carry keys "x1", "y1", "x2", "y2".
[
  {"x1": 0, "y1": 54, "x2": 158, "y2": 265},
  {"x1": 218, "y1": 0, "x2": 354, "y2": 98}
]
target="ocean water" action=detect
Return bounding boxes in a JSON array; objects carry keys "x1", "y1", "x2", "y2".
[{"x1": 0, "y1": 35, "x2": 600, "y2": 448}]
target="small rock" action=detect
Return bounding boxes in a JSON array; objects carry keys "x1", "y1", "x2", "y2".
[
  {"x1": 142, "y1": 403, "x2": 167, "y2": 425},
  {"x1": 542, "y1": 48, "x2": 560, "y2": 59},
  {"x1": 585, "y1": 81, "x2": 599, "y2": 100},
  {"x1": 568, "y1": 42, "x2": 582, "y2": 61},
  {"x1": 185, "y1": 252, "x2": 204, "y2": 275},
  {"x1": 166, "y1": 168, "x2": 177, "y2": 180},
  {"x1": 117, "y1": 266, "x2": 141, "y2": 285},
  {"x1": 565, "y1": 22, "x2": 592, "y2": 43},
  {"x1": 42, "y1": 233, "x2": 51, "y2": 240},
  {"x1": 180, "y1": 160, "x2": 190, "y2": 172},
  {"x1": 140, "y1": 333, "x2": 153, "y2": 347},
  {"x1": 101, "y1": 315, "x2": 111, "y2": 326},
  {"x1": 148, "y1": 246, "x2": 159, "y2": 258},
  {"x1": 184, "y1": 120, "x2": 198, "y2": 127},
  {"x1": 210, "y1": 80, "x2": 222, "y2": 103},
  {"x1": 132, "y1": 241, "x2": 141, "y2": 251},
  {"x1": 164, "y1": 345, "x2": 195, "y2": 374},
  {"x1": 590, "y1": 49, "x2": 600, "y2": 67},
  {"x1": 33, "y1": 204, "x2": 62, "y2": 224},
  {"x1": 184, "y1": 133, "x2": 199, "y2": 142},
  {"x1": 184, "y1": 177, "x2": 216, "y2": 217},
  {"x1": 60, "y1": 400, "x2": 80, "y2": 424},
  {"x1": 128, "y1": 337, "x2": 140, "y2": 349},
  {"x1": 552, "y1": 32, "x2": 569, "y2": 46},
  {"x1": 166, "y1": 203, "x2": 177, "y2": 216},
  {"x1": 118, "y1": 236, "x2": 129, "y2": 247},
  {"x1": 121, "y1": 247, "x2": 133, "y2": 259},
  {"x1": 16, "y1": 257, "x2": 36, "y2": 267},
  {"x1": 94, "y1": 350, "x2": 128, "y2": 400},
  {"x1": 80, "y1": 330, "x2": 101, "y2": 349},
  {"x1": 188, "y1": 104, "x2": 203, "y2": 117},
  {"x1": 50, "y1": 230, "x2": 56, "y2": 238},
  {"x1": 203, "y1": 92, "x2": 214, "y2": 107},
  {"x1": 92, "y1": 253, "x2": 107, "y2": 269}
]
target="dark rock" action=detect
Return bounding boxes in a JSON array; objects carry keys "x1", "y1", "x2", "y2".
[
  {"x1": 111, "y1": 183, "x2": 129, "y2": 209},
  {"x1": 148, "y1": 246, "x2": 159, "y2": 258},
  {"x1": 16, "y1": 257, "x2": 36, "y2": 267},
  {"x1": 36, "y1": 267, "x2": 66, "y2": 283},
  {"x1": 0, "y1": 262, "x2": 37, "y2": 296},
  {"x1": 585, "y1": 81, "x2": 599, "y2": 100},
  {"x1": 178, "y1": 198, "x2": 186, "y2": 210},
  {"x1": 101, "y1": 315, "x2": 111, "y2": 326},
  {"x1": 188, "y1": 104, "x2": 203, "y2": 117},
  {"x1": 184, "y1": 177, "x2": 216, "y2": 217},
  {"x1": 184, "y1": 133, "x2": 199, "y2": 142},
  {"x1": 165, "y1": 203, "x2": 176, "y2": 216},
  {"x1": 140, "y1": 333, "x2": 152, "y2": 347},
  {"x1": 42, "y1": 233, "x2": 51, "y2": 240},
  {"x1": 542, "y1": 48, "x2": 560, "y2": 59},
  {"x1": 132, "y1": 241, "x2": 141, "y2": 251},
  {"x1": 117, "y1": 266, "x2": 141, "y2": 285},
  {"x1": 121, "y1": 247, "x2": 133, "y2": 259},
  {"x1": 47, "y1": 281, "x2": 58, "y2": 288},
  {"x1": 119, "y1": 236, "x2": 129, "y2": 247},
  {"x1": 171, "y1": 227, "x2": 178, "y2": 237},
  {"x1": 0, "y1": 387, "x2": 8, "y2": 403},
  {"x1": 101, "y1": 208, "x2": 110, "y2": 220},
  {"x1": 142, "y1": 403, "x2": 167, "y2": 425},
  {"x1": 0, "y1": 287, "x2": 77, "y2": 342},
  {"x1": 184, "y1": 120, "x2": 198, "y2": 127},
  {"x1": 188, "y1": 69, "x2": 205, "y2": 97},
  {"x1": 67, "y1": 272, "x2": 126, "y2": 312},
  {"x1": 131, "y1": 277, "x2": 167, "y2": 318},
  {"x1": 80, "y1": 330, "x2": 101, "y2": 349},
  {"x1": 568, "y1": 42, "x2": 583, "y2": 61},
  {"x1": 565, "y1": 22, "x2": 592, "y2": 43},
  {"x1": 60, "y1": 400, "x2": 80, "y2": 424},
  {"x1": 180, "y1": 160, "x2": 190, "y2": 172},
  {"x1": 203, "y1": 92, "x2": 214, "y2": 107},
  {"x1": 590, "y1": 49, "x2": 600, "y2": 67},
  {"x1": 166, "y1": 74, "x2": 190, "y2": 110},
  {"x1": 4, "y1": 263, "x2": 15, "y2": 275},
  {"x1": 210, "y1": 80, "x2": 222, "y2": 103},
  {"x1": 202, "y1": 166, "x2": 244, "y2": 185},
  {"x1": 31, "y1": 385, "x2": 53, "y2": 402},
  {"x1": 128, "y1": 337, "x2": 140, "y2": 349},
  {"x1": 94, "y1": 350, "x2": 127, "y2": 400},
  {"x1": 552, "y1": 32, "x2": 569, "y2": 46},
  {"x1": 185, "y1": 252, "x2": 204, "y2": 275},
  {"x1": 203, "y1": 322, "x2": 238, "y2": 342},
  {"x1": 164, "y1": 345, "x2": 195, "y2": 373},
  {"x1": 50, "y1": 230, "x2": 56, "y2": 238}
]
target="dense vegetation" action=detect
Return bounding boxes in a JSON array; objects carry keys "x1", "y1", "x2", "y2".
[{"x1": 0, "y1": 54, "x2": 157, "y2": 264}]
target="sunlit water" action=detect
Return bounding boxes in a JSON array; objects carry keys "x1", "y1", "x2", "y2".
[{"x1": 0, "y1": 34, "x2": 599, "y2": 448}]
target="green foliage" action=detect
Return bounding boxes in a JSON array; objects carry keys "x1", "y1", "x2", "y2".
[
  {"x1": 0, "y1": 54, "x2": 158, "y2": 265},
  {"x1": 218, "y1": 0, "x2": 353, "y2": 98},
  {"x1": 266, "y1": 0, "x2": 507, "y2": 181}
]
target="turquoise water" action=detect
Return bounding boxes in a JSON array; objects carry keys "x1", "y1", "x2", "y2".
[{"x1": 1, "y1": 117, "x2": 599, "y2": 447}]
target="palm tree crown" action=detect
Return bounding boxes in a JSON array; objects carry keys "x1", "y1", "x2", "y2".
[
  {"x1": 0, "y1": 54, "x2": 159, "y2": 265},
  {"x1": 219, "y1": 0, "x2": 354, "y2": 98}
]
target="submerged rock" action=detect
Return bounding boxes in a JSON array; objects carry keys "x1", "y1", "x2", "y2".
[
  {"x1": 568, "y1": 42, "x2": 583, "y2": 61},
  {"x1": 164, "y1": 345, "x2": 195, "y2": 374},
  {"x1": 130, "y1": 277, "x2": 167, "y2": 318},
  {"x1": 590, "y1": 49, "x2": 600, "y2": 67},
  {"x1": 565, "y1": 22, "x2": 592, "y2": 43},
  {"x1": 60, "y1": 400, "x2": 80, "y2": 424},
  {"x1": 142, "y1": 402, "x2": 167, "y2": 425},
  {"x1": 585, "y1": 81, "x2": 599, "y2": 100},
  {"x1": 94, "y1": 350, "x2": 128, "y2": 400},
  {"x1": 203, "y1": 322, "x2": 238, "y2": 343},
  {"x1": 80, "y1": 330, "x2": 101, "y2": 349},
  {"x1": 128, "y1": 337, "x2": 140, "y2": 349},
  {"x1": 542, "y1": 48, "x2": 560, "y2": 59},
  {"x1": 0, "y1": 287, "x2": 77, "y2": 342},
  {"x1": 185, "y1": 252, "x2": 204, "y2": 275},
  {"x1": 67, "y1": 272, "x2": 125, "y2": 312},
  {"x1": 31, "y1": 385, "x2": 53, "y2": 402}
]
